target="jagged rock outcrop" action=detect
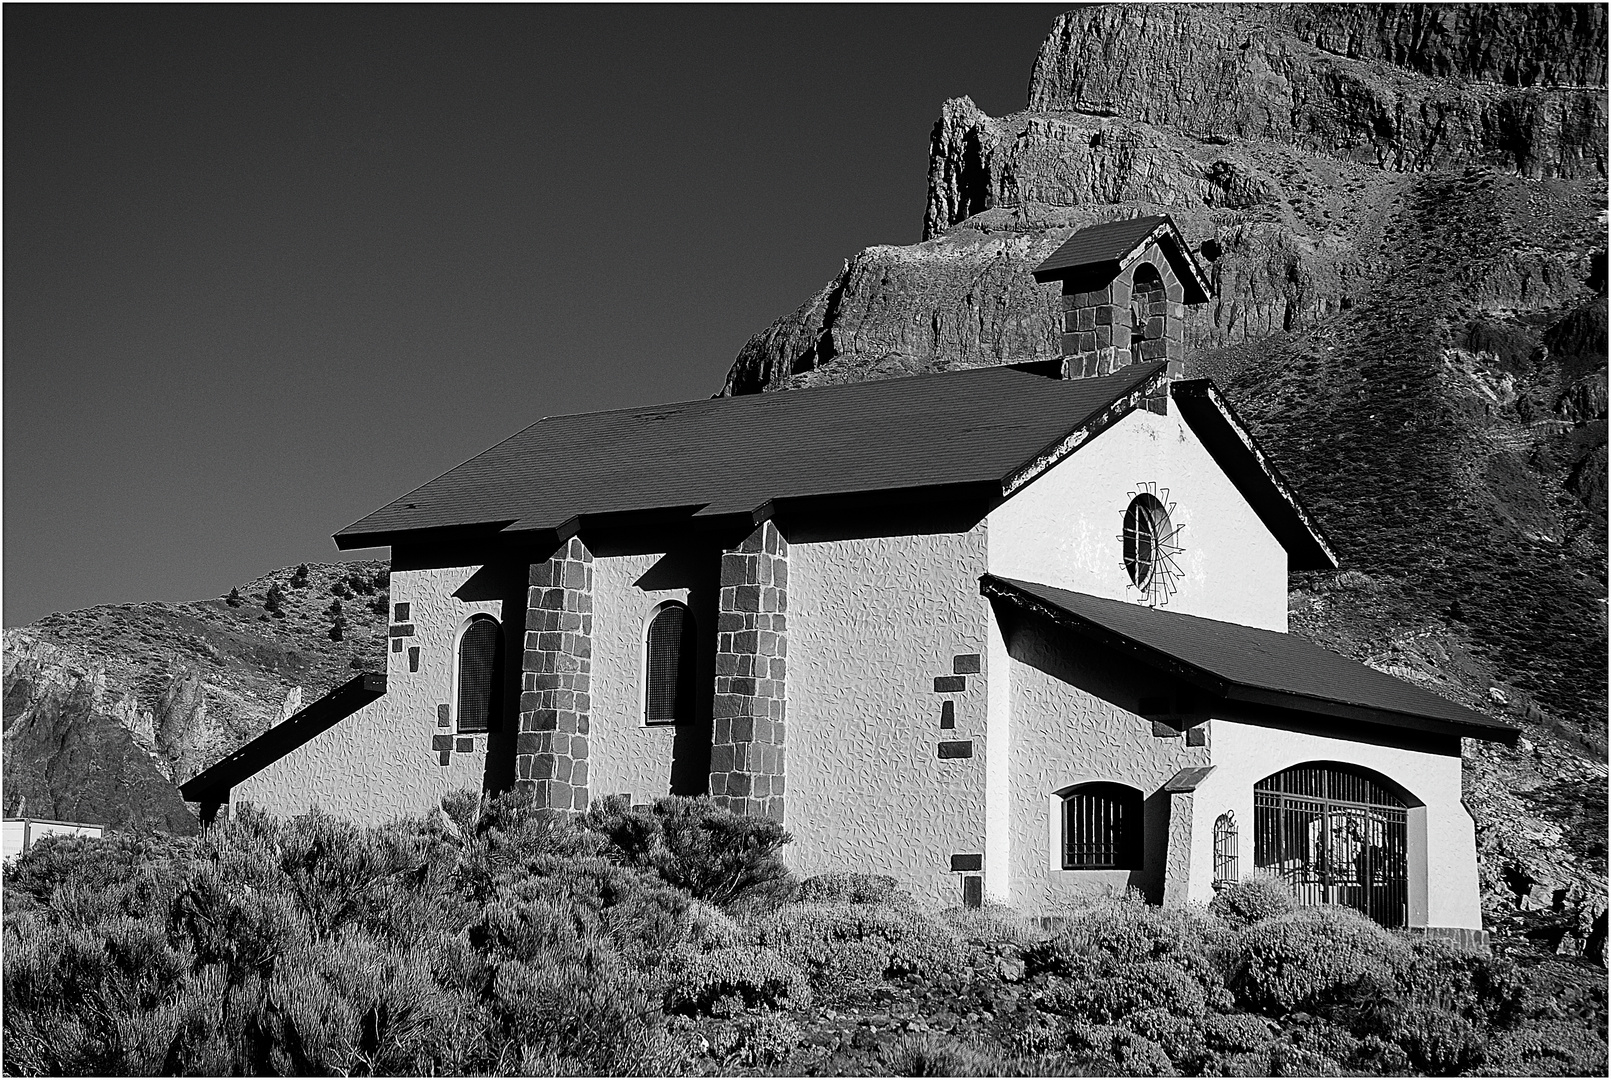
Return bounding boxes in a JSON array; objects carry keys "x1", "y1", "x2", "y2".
[{"x1": 1026, "y1": 5, "x2": 1605, "y2": 185}]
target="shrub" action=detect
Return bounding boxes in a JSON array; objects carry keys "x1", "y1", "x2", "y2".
[
  {"x1": 4, "y1": 829, "x2": 196, "y2": 921},
  {"x1": 264, "y1": 583, "x2": 286, "y2": 616},
  {"x1": 1268, "y1": 1043, "x2": 1343, "y2": 1076},
  {"x1": 942, "y1": 902, "x2": 1046, "y2": 950},
  {"x1": 796, "y1": 871, "x2": 903, "y2": 905},
  {"x1": 1209, "y1": 872, "x2": 1295, "y2": 929},
  {"x1": 1227, "y1": 905, "x2": 1411, "y2": 1014},
  {"x1": 1405, "y1": 936, "x2": 1528, "y2": 1025},
  {"x1": 662, "y1": 945, "x2": 810, "y2": 1014},
  {"x1": 1028, "y1": 900, "x2": 1227, "y2": 981},
  {"x1": 1065, "y1": 1022, "x2": 1178, "y2": 1076},
  {"x1": 1393, "y1": 1003, "x2": 1489, "y2": 1075},
  {"x1": 226, "y1": 587, "x2": 243, "y2": 606},
  {"x1": 583, "y1": 796, "x2": 796, "y2": 909},
  {"x1": 728, "y1": 1010, "x2": 804, "y2": 1067},
  {"x1": 1479, "y1": 1018, "x2": 1611, "y2": 1076},
  {"x1": 879, "y1": 1032, "x2": 1011, "y2": 1076},
  {"x1": 1048, "y1": 959, "x2": 1209, "y2": 1023},
  {"x1": 752, "y1": 901, "x2": 963, "y2": 986}
]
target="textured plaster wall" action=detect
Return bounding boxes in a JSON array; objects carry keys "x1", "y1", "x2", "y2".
[
  {"x1": 1004, "y1": 618, "x2": 1210, "y2": 912},
  {"x1": 988, "y1": 406, "x2": 1288, "y2": 631},
  {"x1": 235, "y1": 565, "x2": 505, "y2": 824},
  {"x1": 588, "y1": 551, "x2": 714, "y2": 803},
  {"x1": 1196, "y1": 720, "x2": 1481, "y2": 929},
  {"x1": 788, "y1": 526, "x2": 990, "y2": 904}
]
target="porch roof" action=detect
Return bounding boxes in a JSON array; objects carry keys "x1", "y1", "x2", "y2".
[{"x1": 981, "y1": 575, "x2": 1518, "y2": 745}]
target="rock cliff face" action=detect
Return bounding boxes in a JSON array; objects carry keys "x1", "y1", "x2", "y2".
[
  {"x1": 2, "y1": 562, "x2": 390, "y2": 832},
  {"x1": 723, "y1": 3, "x2": 1607, "y2": 952}
]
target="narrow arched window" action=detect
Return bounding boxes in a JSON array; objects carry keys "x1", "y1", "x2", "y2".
[
  {"x1": 456, "y1": 615, "x2": 502, "y2": 733},
  {"x1": 644, "y1": 602, "x2": 695, "y2": 725},
  {"x1": 1131, "y1": 263, "x2": 1166, "y2": 351},
  {"x1": 1061, "y1": 782, "x2": 1144, "y2": 870},
  {"x1": 1213, "y1": 811, "x2": 1239, "y2": 886}
]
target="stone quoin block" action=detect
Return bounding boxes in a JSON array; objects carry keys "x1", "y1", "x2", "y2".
[
  {"x1": 950, "y1": 852, "x2": 983, "y2": 872},
  {"x1": 393, "y1": 602, "x2": 410, "y2": 621},
  {"x1": 952, "y1": 653, "x2": 981, "y2": 675},
  {"x1": 940, "y1": 700, "x2": 955, "y2": 729},
  {"x1": 933, "y1": 675, "x2": 967, "y2": 693},
  {"x1": 938, "y1": 740, "x2": 973, "y2": 759},
  {"x1": 709, "y1": 519, "x2": 788, "y2": 821},
  {"x1": 389, "y1": 624, "x2": 415, "y2": 637},
  {"x1": 455, "y1": 737, "x2": 474, "y2": 753},
  {"x1": 432, "y1": 734, "x2": 453, "y2": 752},
  {"x1": 408, "y1": 647, "x2": 420, "y2": 672},
  {"x1": 516, "y1": 537, "x2": 594, "y2": 811},
  {"x1": 392, "y1": 639, "x2": 403, "y2": 653}
]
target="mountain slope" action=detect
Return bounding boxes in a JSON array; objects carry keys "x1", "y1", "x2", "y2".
[{"x1": 2, "y1": 562, "x2": 390, "y2": 832}]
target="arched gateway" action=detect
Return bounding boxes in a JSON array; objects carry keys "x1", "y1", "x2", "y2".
[{"x1": 1254, "y1": 763, "x2": 1416, "y2": 927}]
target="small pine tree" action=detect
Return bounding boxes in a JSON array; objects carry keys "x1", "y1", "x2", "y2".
[
  {"x1": 291, "y1": 564, "x2": 310, "y2": 587},
  {"x1": 326, "y1": 599, "x2": 344, "y2": 618},
  {"x1": 264, "y1": 583, "x2": 286, "y2": 617},
  {"x1": 370, "y1": 591, "x2": 390, "y2": 617},
  {"x1": 225, "y1": 587, "x2": 242, "y2": 607},
  {"x1": 329, "y1": 617, "x2": 345, "y2": 642}
]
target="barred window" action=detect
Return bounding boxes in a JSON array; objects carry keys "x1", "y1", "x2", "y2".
[
  {"x1": 1213, "y1": 811, "x2": 1239, "y2": 886},
  {"x1": 644, "y1": 602, "x2": 695, "y2": 724},
  {"x1": 1061, "y1": 783, "x2": 1144, "y2": 870},
  {"x1": 456, "y1": 615, "x2": 502, "y2": 733},
  {"x1": 1123, "y1": 493, "x2": 1171, "y2": 591}
]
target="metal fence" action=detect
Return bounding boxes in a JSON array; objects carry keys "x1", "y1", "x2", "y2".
[{"x1": 1253, "y1": 765, "x2": 1409, "y2": 927}]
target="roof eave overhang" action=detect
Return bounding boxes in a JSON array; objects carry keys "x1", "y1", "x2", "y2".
[
  {"x1": 1170, "y1": 379, "x2": 1339, "y2": 571},
  {"x1": 1000, "y1": 362, "x2": 1170, "y2": 499},
  {"x1": 333, "y1": 519, "x2": 521, "y2": 552},
  {"x1": 980, "y1": 575, "x2": 1518, "y2": 746}
]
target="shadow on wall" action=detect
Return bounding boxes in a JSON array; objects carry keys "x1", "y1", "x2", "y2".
[{"x1": 454, "y1": 563, "x2": 527, "y2": 796}]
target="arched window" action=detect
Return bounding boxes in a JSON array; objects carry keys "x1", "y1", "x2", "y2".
[
  {"x1": 644, "y1": 602, "x2": 695, "y2": 725},
  {"x1": 456, "y1": 615, "x2": 502, "y2": 733},
  {"x1": 1254, "y1": 763, "x2": 1414, "y2": 927},
  {"x1": 1061, "y1": 782, "x2": 1144, "y2": 870},
  {"x1": 1131, "y1": 263, "x2": 1166, "y2": 351},
  {"x1": 1213, "y1": 811, "x2": 1239, "y2": 886}
]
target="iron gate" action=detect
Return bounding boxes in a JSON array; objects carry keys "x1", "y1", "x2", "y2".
[{"x1": 1253, "y1": 764, "x2": 1409, "y2": 928}]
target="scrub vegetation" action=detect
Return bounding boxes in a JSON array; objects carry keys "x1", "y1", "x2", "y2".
[{"x1": 3, "y1": 794, "x2": 1605, "y2": 1077}]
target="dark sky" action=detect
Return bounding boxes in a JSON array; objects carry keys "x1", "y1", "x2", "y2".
[{"x1": 5, "y1": 4, "x2": 1066, "y2": 626}]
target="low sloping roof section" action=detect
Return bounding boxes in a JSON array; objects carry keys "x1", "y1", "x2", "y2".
[
  {"x1": 336, "y1": 361, "x2": 1172, "y2": 549},
  {"x1": 1170, "y1": 379, "x2": 1338, "y2": 571},
  {"x1": 180, "y1": 674, "x2": 387, "y2": 804},
  {"x1": 982, "y1": 575, "x2": 1518, "y2": 745},
  {"x1": 1030, "y1": 215, "x2": 1211, "y2": 304}
]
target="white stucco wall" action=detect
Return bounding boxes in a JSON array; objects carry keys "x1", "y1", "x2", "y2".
[
  {"x1": 787, "y1": 526, "x2": 991, "y2": 904},
  {"x1": 588, "y1": 552, "x2": 710, "y2": 803},
  {"x1": 988, "y1": 405, "x2": 1289, "y2": 631},
  {"x1": 234, "y1": 564, "x2": 504, "y2": 824},
  {"x1": 1195, "y1": 720, "x2": 1481, "y2": 930},
  {"x1": 1002, "y1": 618, "x2": 1210, "y2": 912}
]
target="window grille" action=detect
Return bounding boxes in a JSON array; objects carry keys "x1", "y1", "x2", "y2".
[
  {"x1": 1254, "y1": 763, "x2": 1410, "y2": 927},
  {"x1": 645, "y1": 603, "x2": 694, "y2": 724},
  {"x1": 1123, "y1": 494, "x2": 1170, "y2": 590},
  {"x1": 1062, "y1": 783, "x2": 1143, "y2": 870},
  {"x1": 1213, "y1": 811, "x2": 1239, "y2": 886},
  {"x1": 456, "y1": 616, "x2": 501, "y2": 733}
]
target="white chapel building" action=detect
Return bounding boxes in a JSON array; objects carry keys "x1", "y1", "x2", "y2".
[{"x1": 184, "y1": 216, "x2": 1515, "y2": 938}]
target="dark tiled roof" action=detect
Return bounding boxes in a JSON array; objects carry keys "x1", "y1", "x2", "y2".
[
  {"x1": 1032, "y1": 214, "x2": 1211, "y2": 304},
  {"x1": 336, "y1": 362, "x2": 1168, "y2": 547},
  {"x1": 1034, "y1": 216, "x2": 1171, "y2": 276},
  {"x1": 982, "y1": 576, "x2": 1517, "y2": 744}
]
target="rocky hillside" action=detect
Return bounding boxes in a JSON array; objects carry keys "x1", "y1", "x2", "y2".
[
  {"x1": 3, "y1": 562, "x2": 390, "y2": 833},
  {"x1": 724, "y1": 3, "x2": 1607, "y2": 953}
]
